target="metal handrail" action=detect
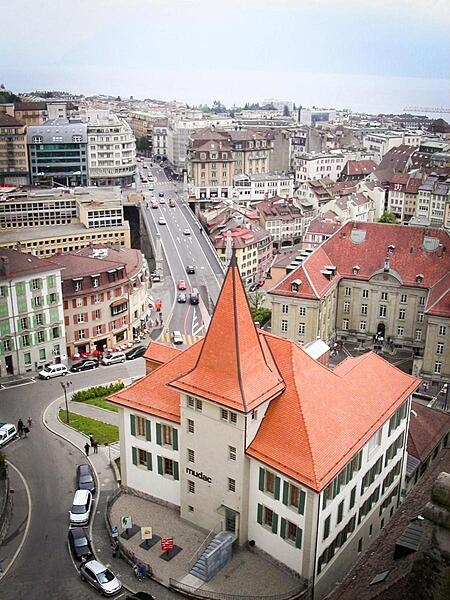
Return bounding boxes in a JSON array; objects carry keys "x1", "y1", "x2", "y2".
[
  {"x1": 169, "y1": 577, "x2": 308, "y2": 600},
  {"x1": 187, "y1": 521, "x2": 222, "y2": 572}
]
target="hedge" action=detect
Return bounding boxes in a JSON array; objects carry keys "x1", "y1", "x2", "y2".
[{"x1": 72, "y1": 381, "x2": 124, "y2": 403}]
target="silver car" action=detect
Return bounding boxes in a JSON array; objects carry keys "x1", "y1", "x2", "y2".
[{"x1": 80, "y1": 559, "x2": 122, "y2": 596}]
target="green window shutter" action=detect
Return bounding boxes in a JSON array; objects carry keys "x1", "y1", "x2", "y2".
[
  {"x1": 295, "y1": 527, "x2": 303, "y2": 549},
  {"x1": 282, "y1": 481, "x2": 289, "y2": 505},
  {"x1": 0, "y1": 304, "x2": 8, "y2": 318},
  {"x1": 50, "y1": 308, "x2": 58, "y2": 323},
  {"x1": 172, "y1": 428, "x2": 178, "y2": 451},
  {"x1": 16, "y1": 282, "x2": 25, "y2": 296},
  {"x1": 274, "y1": 476, "x2": 280, "y2": 500},
  {"x1": 298, "y1": 491, "x2": 306, "y2": 515},
  {"x1": 272, "y1": 512, "x2": 278, "y2": 534},
  {"x1": 257, "y1": 504, "x2": 263, "y2": 525},
  {"x1": 132, "y1": 447, "x2": 137, "y2": 465},
  {"x1": 146, "y1": 452, "x2": 152, "y2": 471},
  {"x1": 0, "y1": 320, "x2": 10, "y2": 335},
  {"x1": 156, "y1": 423, "x2": 162, "y2": 445},
  {"x1": 258, "y1": 467, "x2": 265, "y2": 491},
  {"x1": 48, "y1": 275, "x2": 55, "y2": 288},
  {"x1": 157, "y1": 456, "x2": 163, "y2": 475},
  {"x1": 173, "y1": 461, "x2": 179, "y2": 480},
  {"x1": 145, "y1": 420, "x2": 151, "y2": 441},
  {"x1": 18, "y1": 298, "x2": 27, "y2": 313},
  {"x1": 130, "y1": 414, "x2": 136, "y2": 436},
  {"x1": 32, "y1": 315, "x2": 37, "y2": 328},
  {"x1": 29, "y1": 281, "x2": 33, "y2": 292},
  {"x1": 280, "y1": 517, "x2": 286, "y2": 539}
]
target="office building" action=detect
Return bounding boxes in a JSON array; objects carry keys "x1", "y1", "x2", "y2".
[{"x1": 0, "y1": 113, "x2": 29, "y2": 186}]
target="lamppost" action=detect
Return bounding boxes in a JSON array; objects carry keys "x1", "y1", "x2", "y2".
[{"x1": 60, "y1": 380, "x2": 72, "y2": 424}]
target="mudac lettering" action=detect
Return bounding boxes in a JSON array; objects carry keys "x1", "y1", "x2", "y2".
[{"x1": 186, "y1": 467, "x2": 212, "y2": 483}]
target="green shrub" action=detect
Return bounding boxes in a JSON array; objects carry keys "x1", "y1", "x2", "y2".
[{"x1": 72, "y1": 381, "x2": 124, "y2": 403}]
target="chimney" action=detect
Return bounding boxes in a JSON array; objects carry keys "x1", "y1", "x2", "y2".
[{"x1": 0, "y1": 256, "x2": 10, "y2": 277}]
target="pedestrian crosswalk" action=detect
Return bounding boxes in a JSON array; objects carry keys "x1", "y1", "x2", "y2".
[{"x1": 159, "y1": 332, "x2": 203, "y2": 347}]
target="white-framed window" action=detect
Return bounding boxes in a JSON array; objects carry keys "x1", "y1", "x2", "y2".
[
  {"x1": 221, "y1": 408, "x2": 229, "y2": 421},
  {"x1": 415, "y1": 329, "x2": 422, "y2": 341},
  {"x1": 187, "y1": 418, "x2": 194, "y2": 434},
  {"x1": 361, "y1": 304, "x2": 368, "y2": 315},
  {"x1": 188, "y1": 480, "x2": 195, "y2": 494},
  {"x1": 417, "y1": 312, "x2": 424, "y2": 323},
  {"x1": 434, "y1": 361, "x2": 442, "y2": 374},
  {"x1": 282, "y1": 304, "x2": 289, "y2": 314},
  {"x1": 397, "y1": 327, "x2": 404, "y2": 336},
  {"x1": 229, "y1": 445, "x2": 236, "y2": 461},
  {"x1": 298, "y1": 323, "x2": 305, "y2": 334},
  {"x1": 399, "y1": 309, "x2": 406, "y2": 320},
  {"x1": 343, "y1": 302, "x2": 350, "y2": 313},
  {"x1": 37, "y1": 331, "x2": 45, "y2": 343},
  {"x1": 379, "y1": 305, "x2": 387, "y2": 317},
  {"x1": 187, "y1": 448, "x2": 195, "y2": 463},
  {"x1": 228, "y1": 478, "x2": 236, "y2": 492},
  {"x1": 342, "y1": 319, "x2": 349, "y2": 330},
  {"x1": 195, "y1": 399, "x2": 203, "y2": 411},
  {"x1": 345, "y1": 287, "x2": 351, "y2": 296},
  {"x1": 162, "y1": 457, "x2": 174, "y2": 477},
  {"x1": 76, "y1": 297, "x2": 83, "y2": 307},
  {"x1": 187, "y1": 396, "x2": 195, "y2": 408},
  {"x1": 281, "y1": 319, "x2": 288, "y2": 332},
  {"x1": 436, "y1": 343, "x2": 444, "y2": 355},
  {"x1": 439, "y1": 326, "x2": 447, "y2": 336},
  {"x1": 78, "y1": 329, "x2": 86, "y2": 339},
  {"x1": 77, "y1": 313, "x2": 85, "y2": 323},
  {"x1": 362, "y1": 289, "x2": 369, "y2": 298},
  {"x1": 381, "y1": 292, "x2": 388, "y2": 301},
  {"x1": 400, "y1": 294, "x2": 407, "y2": 303},
  {"x1": 419, "y1": 296, "x2": 425, "y2": 306},
  {"x1": 360, "y1": 321, "x2": 366, "y2": 331},
  {"x1": 299, "y1": 306, "x2": 306, "y2": 316}
]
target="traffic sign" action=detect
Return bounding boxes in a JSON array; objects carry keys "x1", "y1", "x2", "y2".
[
  {"x1": 161, "y1": 537, "x2": 174, "y2": 551},
  {"x1": 120, "y1": 515, "x2": 132, "y2": 530}
]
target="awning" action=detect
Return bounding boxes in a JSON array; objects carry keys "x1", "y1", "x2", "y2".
[{"x1": 110, "y1": 298, "x2": 128, "y2": 308}]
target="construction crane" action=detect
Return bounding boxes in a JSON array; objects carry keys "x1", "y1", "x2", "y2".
[{"x1": 403, "y1": 106, "x2": 450, "y2": 114}]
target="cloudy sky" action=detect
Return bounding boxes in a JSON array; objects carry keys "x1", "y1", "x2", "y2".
[{"x1": 2, "y1": 0, "x2": 449, "y2": 113}]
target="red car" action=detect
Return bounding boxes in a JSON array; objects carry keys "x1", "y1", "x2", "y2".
[{"x1": 178, "y1": 280, "x2": 186, "y2": 290}]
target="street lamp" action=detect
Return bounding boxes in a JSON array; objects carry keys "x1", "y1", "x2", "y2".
[{"x1": 60, "y1": 380, "x2": 72, "y2": 424}]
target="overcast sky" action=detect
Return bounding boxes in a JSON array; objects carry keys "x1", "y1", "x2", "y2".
[{"x1": 2, "y1": 0, "x2": 449, "y2": 113}]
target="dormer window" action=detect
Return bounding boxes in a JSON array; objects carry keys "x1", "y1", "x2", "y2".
[
  {"x1": 416, "y1": 273, "x2": 424, "y2": 284},
  {"x1": 91, "y1": 275, "x2": 100, "y2": 288},
  {"x1": 291, "y1": 278, "x2": 302, "y2": 292},
  {"x1": 353, "y1": 265, "x2": 360, "y2": 275},
  {"x1": 73, "y1": 278, "x2": 83, "y2": 291},
  {"x1": 387, "y1": 244, "x2": 395, "y2": 254}
]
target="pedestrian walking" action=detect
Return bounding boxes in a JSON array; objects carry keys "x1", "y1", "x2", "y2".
[
  {"x1": 93, "y1": 440, "x2": 98, "y2": 454},
  {"x1": 89, "y1": 433, "x2": 94, "y2": 447},
  {"x1": 84, "y1": 442, "x2": 90, "y2": 457},
  {"x1": 23, "y1": 426, "x2": 29, "y2": 438},
  {"x1": 27, "y1": 417, "x2": 33, "y2": 429},
  {"x1": 17, "y1": 419, "x2": 24, "y2": 438}
]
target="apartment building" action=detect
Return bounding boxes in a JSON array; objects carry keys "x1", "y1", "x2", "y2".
[
  {"x1": 188, "y1": 129, "x2": 234, "y2": 200},
  {"x1": 54, "y1": 246, "x2": 149, "y2": 358},
  {"x1": 0, "y1": 187, "x2": 131, "y2": 256},
  {"x1": 0, "y1": 113, "x2": 29, "y2": 186},
  {"x1": 387, "y1": 173, "x2": 424, "y2": 223},
  {"x1": 0, "y1": 250, "x2": 66, "y2": 376},
  {"x1": 255, "y1": 196, "x2": 303, "y2": 249},
  {"x1": 269, "y1": 222, "x2": 450, "y2": 381},
  {"x1": 416, "y1": 174, "x2": 450, "y2": 227},
  {"x1": 295, "y1": 152, "x2": 347, "y2": 185},
  {"x1": 86, "y1": 111, "x2": 136, "y2": 186},
  {"x1": 110, "y1": 255, "x2": 418, "y2": 599},
  {"x1": 362, "y1": 130, "x2": 422, "y2": 162},
  {"x1": 27, "y1": 118, "x2": 89, "y2": 186},
  {"x1": 233, "y1": 173, "x2": 294, "y2": 207},
  {"x1": 152, "y1": 119, "x2": 169, "y2": 161}
]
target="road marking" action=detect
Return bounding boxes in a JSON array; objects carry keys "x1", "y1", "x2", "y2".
[{"x1": 0, "y1": 377, "x2": 36, "y2": 390}]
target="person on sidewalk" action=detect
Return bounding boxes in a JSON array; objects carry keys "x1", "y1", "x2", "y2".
[
  {"x1": 27, "y1": 417, "x2": 33, "y2": 429},
  {"x1": 93, "y1": 440, "x2": 98, "y2": 454},
  {"x1": 89, "y1": 433, "x2": 94, "y2": 447},
  {"x1": 84, "y1": 442, "x2": 90, "y2": 457},
  {"x1": 17, "y1": 419, "x2": 24, "y2": 438}
]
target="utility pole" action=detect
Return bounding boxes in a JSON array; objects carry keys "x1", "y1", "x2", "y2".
[{"x1": 60, "y1": 380, "x2": 72, "y2": 424}]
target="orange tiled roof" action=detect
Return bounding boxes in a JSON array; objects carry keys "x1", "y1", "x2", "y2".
[
  {"x1": 143, "y1": 341, "x2": 181, "y2": 365},
  {"x1": 408, "y1": 400, "x2": 450, "y2": 462},
  {"x1": 169, "y1": 254, "x2": 285, "y2": 411},
  {"x1": 247, "y1": 336, "x2": 420, "y2": 491}
]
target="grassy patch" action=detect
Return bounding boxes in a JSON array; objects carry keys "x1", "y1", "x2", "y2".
[
  {"x1": 83, "y1": 397, "x2": 119, "y2": 412},
  {"x1": 59, "y1": 410, "x2": 119, "y2": 444}
]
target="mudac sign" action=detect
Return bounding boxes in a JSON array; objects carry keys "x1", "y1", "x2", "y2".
[{"x1": 186, "y1": 467, "x2": 212, "y2": 483}]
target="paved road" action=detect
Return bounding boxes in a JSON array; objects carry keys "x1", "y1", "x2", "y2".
[{"x1": 0, "y1": 361, "x2": 144, "y2": 599}]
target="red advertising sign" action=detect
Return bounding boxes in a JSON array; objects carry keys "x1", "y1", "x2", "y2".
[{"x1": 161, "y1": 537, "x2": 174, "y2": 551}]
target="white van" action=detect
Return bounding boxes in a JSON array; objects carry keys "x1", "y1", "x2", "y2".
[
  {"x1": 0, "y1": 423, "x2": 17, "y2": 448},
  {"x1": 39, "y1": 363, "x2": 69, "y2": 380},
  {"x1": 101, "y1": 351, "x2": 126, "y2": 366},
  {"x1": 69, "y1": 489, "x2": 93, "y2": 526}
]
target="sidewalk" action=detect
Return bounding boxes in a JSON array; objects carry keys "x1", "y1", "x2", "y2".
[{"x1": 44, "y1": 397, "x2": 304, "y2": 599}]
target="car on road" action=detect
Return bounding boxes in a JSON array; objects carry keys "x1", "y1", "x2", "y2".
[
  {"x1": 249, "y1": 283, "x2": 259, "y2": 292},
  {"x1": 38, "y1": 363, "x2": 69, "y2": 380},
  {"x1": 258, "y1": 278, "x2": 265, "y2": 288},
  {"x1": 69, "y1": 489, "x2": 93, "y2": 526},
  {"x1": 150, "y1": 200, "x2": 158, "y2": 209},
  {"x1": 101, "y1": 351, "x2": 126, "y2": 366},
  {"x1": 158, "y1": 192, "x2": 164, "y2": 198},
  {"x1": 79, "y1": 559, "x2": 122, "y2": 596},
  {"x1": 183, "y1": 228, "x2": 191, "y2": 235},
  {"x1": 177, "y1": 292, "x2": 187, "y2": 303},
  {"x1": 172, "y1": 330, "x2": 183, "y2": 345},
  {"x1": 125, "y1": 345, "x2": 147, "y2": 360},
  {"x1": 189, "y1": 287, "x2": 200, "y2": 305},
  {"x1": 68, "y1": 527, "x2": 93, "y2": 561},
  {"x1": 186, "y1": 265, "x2": 195, "y2": 274},
  {"x1": 0, "y1": 423, "x2": 17, "y2": 448},
  {"x1": 70, "y1": 359, "x2": 99, "y2": 373},
  {"x1": 158, "y1": 216, "x2": 166, "y2": 225},
  {"x1": 76, "y1": 463, "x2": 96, "y2": 493},
  {"x1": 178, "y1": 279, "x2": 187, "y2": 290},
  {"x1": 169, "y1": 199, "x2": 176, "y2": 207}
]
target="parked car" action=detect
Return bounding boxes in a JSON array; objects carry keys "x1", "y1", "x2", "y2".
[
  {"x1": 68, "y1": 527, "x2": 93, "y2": 561},
  {"x1": 101, "y1": 352, "x2": 126, "y2": 366},
  {"x1": 79, "y1": 559, "x2": 122, "y2": 596},
  {"x1": 158, "y1": 192, "x2": 164, "y2": 198},
  {"x1": 183, "y1": 228, "x2": 191, "y2": 235},
  {"x1": 0, "y1": 423, "x2": 17, "y2": 448},
  {"x1": 158, "y1": 216, "x2": 166, "y2": 225},
  {"x1": 69, "y1": 489, "x2": 93, "y2": 526},
  {"x1": 125, "y1": 345, "x2": 146, "y2": 360},
  {"x1": 39, "y1": 363, "x2": 69, "y2": 380},
  {"x1": 178, "y1": 279, "x2": 186, "y2": 290},
  {"x1": 70, "y1": 359, "x2": 99, "y2": 373},
  {"x1": 76, "y1": 463, "x2": 96, "y2": 493},
  {"x1": 258, "y1": 278, "x2": 265, "y2": 288},
  {"x1": 177, "y1": 292, "x2": 187, "y2": 303},
  {"x1": 172, "y1": 330, "x2": 183, "y2": 345},
  {"x1": 186, "y1": 265, "x2": 195, "y2": 274}
]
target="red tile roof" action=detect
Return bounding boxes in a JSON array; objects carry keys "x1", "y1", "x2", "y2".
[
  {"x1": 342, "y1": 160, "x2": 377, "y2": 176},
  {"x1": 408, "y1": 401, "x2": 450, "y2": 462},
  {"x1": 0, "y1": 113, "x2": 25, "y2": 127},
  {"x1": 143, "y1": 341, "x2": 181, "y2": 366},
  {"x1": 170, "y1": 254, "x2": 285, "y2": 412},
  {"x1": 0, "y1": 248, "x2": 61, "y2": 280},
  {"x1": 247, "y1": 336, "x2": 419, "y2": 491}
]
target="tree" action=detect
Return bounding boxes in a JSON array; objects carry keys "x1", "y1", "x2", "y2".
[
  {"x1": 248, "y1": 291, "x2": 272, "y2": 326},
  {"x1": 378, "y1": 211, "x2": 398, "y2": 224},
  {"x1": 136, "y1": 136, "x2": 149, "y2": 152}
]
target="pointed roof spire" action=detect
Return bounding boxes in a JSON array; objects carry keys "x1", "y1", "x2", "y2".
[{"x1": 170, "y1": 252, "x2": 284, "y2": 412}]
